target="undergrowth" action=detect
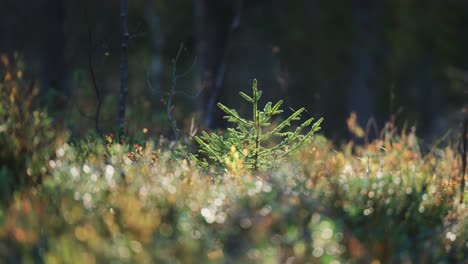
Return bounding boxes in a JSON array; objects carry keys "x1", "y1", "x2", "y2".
[{"x1": 0, "y1": 62, "x2": 466, "y2": 263}]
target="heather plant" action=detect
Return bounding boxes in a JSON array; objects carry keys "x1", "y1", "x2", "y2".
[
  {"x1": 296, "y1": 123, "x2": 466, "y2": 262},
  {"x1": 0, "y1": 54, "x2": 66, "y2": 203},
  {"x1": 195, "y1": 79, "x2": 323, "y2": 171},
  {"x1": 1, "y1": 140, "x2": 348, "y2": 263},
  {"x1": 0, "y1": 125, "x2": 466, "y2": 263}
]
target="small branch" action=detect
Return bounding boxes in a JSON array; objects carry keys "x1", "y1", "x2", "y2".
[
  {"x1": 145, "y1": 44, "x2": 198, "y2": 141},
  {"x1": 70, "y1": 98, "x2": 115, "y2": 124},
  {"x1": 146, "y1": 71, "x2": 158, "y2": 96},
  {"x1": 167, "y1": 43, "x2": 184, "y2": 140},
  {"x1": 85, "y1": 6, "x2": 103, "y2": 135},
  {"x1": 176, "y1": 55, "x2": 198, "y2": 79},
  {"x1": 166, "y1": 43, "x2": 198, "y2": 141},
  {"x1": 365, "y1": 117, "x2": 379, "y2": 145}
]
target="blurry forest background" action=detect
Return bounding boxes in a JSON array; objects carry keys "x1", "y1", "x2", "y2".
[{"x1": 1, "y1": 0, "x2": 467, "y2": 140}]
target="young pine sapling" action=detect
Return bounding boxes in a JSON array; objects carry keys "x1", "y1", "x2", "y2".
[{"x1": 195, "y1": 79, "x2": 323, "y2": 171}]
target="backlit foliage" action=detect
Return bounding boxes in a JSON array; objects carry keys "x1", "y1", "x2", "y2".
[
  {"x1": 195, "y1": 79, "x2": 323, "y2": 171},
  {"x1": 0, "y1": 54, "x2": 67, "y2": 202}
]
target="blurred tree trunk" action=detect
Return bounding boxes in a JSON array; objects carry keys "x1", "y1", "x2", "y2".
[
  {"x1": 118, "y1": 0, "x2": 129, "y2": 137},
  {"x1": 347, "y1": 1, "x2": 379, "y2": 133},
  {"x1": 144, "y1": 0, "x2": 164, "y2": 105},
  {"x1": 194, "y1": 0, "x2": 240, "y2": 129},
  {"x1": 414, "y1": 54, "x2": 444, "y2": 138},
  {"x1": 41, "y1": 0, "x2": 68, "y2": 110}
]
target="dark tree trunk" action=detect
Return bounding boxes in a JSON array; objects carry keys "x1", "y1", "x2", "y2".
[
  {"x1": 347, "y1": 1, "x2": 379, "y2": 135},
  {"x1": 41, "y1": 0, "x2": 68, "y2": 110},
  {"x1": 416, "y1": 53, "x2": 444, "y2": 138},
  {"x1": 118, "y1": 0, "x2": 129, "y2": 137},
  {"x1": 194, "y1": 0, "x2": 240, "y2": 129}
]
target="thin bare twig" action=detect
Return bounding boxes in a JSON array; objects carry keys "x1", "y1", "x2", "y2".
[
  {"x1": 365, "y1": 117, "x2": 379, "y2": 145},
  {"x1": 166, "y1": 43, "x2": 198, "y2": 140},
  {"x1": 145, "y1": 43, "x2": 198, "y2": 141},
  {"x1": 85, "y1": 6, "x2": 103, "y2": 135},
  {"x1": 146, "y1": 71, "x2": 157, "y2": 96},
  {"x1": 167, "y1": 43, "x2": 184, "y2": 140}
]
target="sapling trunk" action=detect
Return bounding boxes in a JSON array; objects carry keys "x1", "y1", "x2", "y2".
[{"x1": 253, "y1": 79, "x2": 260, "y2": 170}]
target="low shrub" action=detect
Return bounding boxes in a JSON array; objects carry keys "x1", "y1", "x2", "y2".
[{"x1": 0, "y1": 54, "x2": 67, "y2": 203}]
